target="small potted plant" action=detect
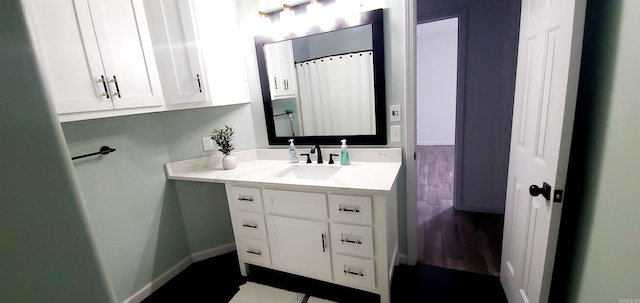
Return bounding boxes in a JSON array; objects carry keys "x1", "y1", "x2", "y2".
[{"x1": 211, "y1": 125, "x2": 236, "y2": 170}]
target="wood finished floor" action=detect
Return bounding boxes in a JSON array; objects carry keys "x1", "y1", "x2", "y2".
[
  {"x1": 416, "y1": 145, "x2": 504, "y2": 276},
  {"x1": 142, "y1": 251, "x2": 507, "y2": 303}
]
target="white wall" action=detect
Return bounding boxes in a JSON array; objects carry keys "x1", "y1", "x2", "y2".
[{"x1": 416, "y1": 18, "x2": 458, "y2": 146}]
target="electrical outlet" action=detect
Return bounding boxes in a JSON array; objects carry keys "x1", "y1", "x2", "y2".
[
  {"x1": 390, "y1": 125, "x2": 401, "y2": 142},
  {"x1": 202, "y1": 137, "x2": 215, "y2": 151},
  {"x1": 390, "y1": 104, "x2": 401, "y2": 122}
]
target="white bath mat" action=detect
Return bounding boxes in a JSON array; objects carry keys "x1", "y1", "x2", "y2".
[{"x1": 229, "y1": 282, "x2": 336, "y2": 303}]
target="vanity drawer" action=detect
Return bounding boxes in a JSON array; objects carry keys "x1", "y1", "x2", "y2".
[
  {"x1": 263, "y1": 189, "x2": 327, "y2": 220},
  {"x1": 234, "y1": 211, "x2": 267, "y2": 240},
  {"x1": 329, "y1": 195, "x2": 373, "y2": 225},
  {"x1": 231, "y1": 186, "x2": 263, "y2": 212},
  {"x1": 331, "y1": 223, "x2": 374, "y2": 258},
  {"x1": 332, "y1": 254, "x2": 375, "y2": 290},
  {"x1": 237, "y1": 237, "x2": 271, "y2": 267}
]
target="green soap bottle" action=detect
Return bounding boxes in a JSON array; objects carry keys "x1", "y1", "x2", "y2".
[{"x1": 340, "y1": 139, "x2": 350, "y2": 165}]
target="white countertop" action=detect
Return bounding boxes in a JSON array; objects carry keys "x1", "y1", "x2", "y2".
[{"x1": 164, "y1": 148, "x2": 402, "y2": 193}]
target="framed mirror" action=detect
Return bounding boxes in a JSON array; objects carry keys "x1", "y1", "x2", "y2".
[{"x1": 255, "y1": 8, "x2": 385, "y2": 145}]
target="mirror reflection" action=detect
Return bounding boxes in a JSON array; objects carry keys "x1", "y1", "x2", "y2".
[{"x1": 265, "y1": 24, "x2": 376, "y2": 137}]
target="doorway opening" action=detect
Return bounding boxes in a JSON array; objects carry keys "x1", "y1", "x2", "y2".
[{"x1": 415, "y1": 16, "x2": 504, "y2": 276}]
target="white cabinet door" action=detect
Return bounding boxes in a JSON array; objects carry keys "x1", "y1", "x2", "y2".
[
  {"x1": 264, "y1": 40, "x2": 297, "y2": 100},
  {"x1": 193, "y1": 0, "x2": 250, "y2": 106},
  {"x1": 88, "y1": 0, "x2": 164, "y2": 110},
  {"x1": 267, "y1": 215, "x2": 331, "y2": 281},
  {"x1": 144, "y1": 0, "x2": 208, "y2": 106},
  {"x1": 24, "y1": 0, "x2": 113, "y2": 114}
]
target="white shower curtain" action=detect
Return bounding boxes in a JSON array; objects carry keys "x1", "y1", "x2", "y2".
[{"x1": 296, "y1": 51, "x2": 375, "y2": 136}]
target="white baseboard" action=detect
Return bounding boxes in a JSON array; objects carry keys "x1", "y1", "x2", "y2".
[
  {"x1": 399, "y1": 254, "x2": 409, "y2": 265},
  {"x1": 191, "y1": 242, "x2": 237, "y2": 262},
  {"x1": 122, "y1": 255, "x2": 192, "y2": 303},
  {"x1": 122, "y1": 242, "x2": 236, "y2": 303}
]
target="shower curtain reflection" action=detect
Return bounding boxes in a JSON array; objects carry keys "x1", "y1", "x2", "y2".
[{"x1": 296, "y1": 51, "x2": 376, "y2": 136}]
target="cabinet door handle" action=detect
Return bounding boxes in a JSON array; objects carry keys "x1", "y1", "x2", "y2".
[
  {"x1": 196, "y1": 74, "x2": 202, "y2": 93},
  {"x1": 242, "y1": 224, "x2": 258, "y2": 229},
  {"x1": 246, "y1": 250, "x2": 262, "y2": 256},
  {"x1": 338, "y1": 205, "x2": 360, "y2": 213},
  {"x1": 98, "y1": 75, "x2": 110, "y2": 98},
  {"x1": 110, "y1": 76, "x2": 121, "y2": 98},
  {"x1": 284, "y1": 79, "x2": 288, "y2": 90},
  {"x1": 274, "y1": 77, "x2": 277, "y2": 89},
  {"x1": 321, "y1": 234, "x2": 326, "y2": 252},
  {"x1": 238, "y1": 196, "x2": 253, "y2": 202}
]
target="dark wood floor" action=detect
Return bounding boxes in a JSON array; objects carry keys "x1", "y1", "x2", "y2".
[
  {"x1": 417, "y1": 145, "x2": 504, "y2": 276},
  {"x1": 142, "y1": 251, "x2": 507, "y2": 303}
]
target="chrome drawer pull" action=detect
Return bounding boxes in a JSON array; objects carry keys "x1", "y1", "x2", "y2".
[
  {"x1": 338, "y1": 205, "x2": 360, "y2": 213},
  {"x1": 242, "y1": 224, "x2": 258, "y2": 229},
  {"x1": 238, "y1": 196, "x2": 254, "y2": 202},
  {"x1": 341, "y1": 238, "x2": 362, "y2": 245},
  {"x1": 246, "y1": 250, "x2": 262, "y2": 256},
  {"x1": 344, "y1": 269, "x2": 364, "y2": 277}
]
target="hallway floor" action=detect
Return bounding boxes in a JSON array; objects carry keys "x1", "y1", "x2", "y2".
[
  {"x1": 416, "y1": 145, "x2": 504, "y2": 276},
  {"x1": 142, "y1": 251, "x2": 507, "y2": 303}
]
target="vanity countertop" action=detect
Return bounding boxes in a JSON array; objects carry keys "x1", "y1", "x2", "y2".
[{"x1": 164, "y1": 148, "x2": 402, "y2": 193}]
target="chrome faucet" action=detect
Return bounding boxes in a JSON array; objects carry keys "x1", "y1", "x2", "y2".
[{"x1": 310, "y1": 144, "x2": 323, "y2": 164}]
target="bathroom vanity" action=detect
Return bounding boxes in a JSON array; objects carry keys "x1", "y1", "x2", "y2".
[{"x1": 165, "y1": 148, "x2": 401, "y2": 303}]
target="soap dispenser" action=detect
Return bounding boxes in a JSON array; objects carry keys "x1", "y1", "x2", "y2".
[
  {"x1": 340, "y1": 139, "x2": 350, "y2": 165},
  {"x1": 289, "y1": 139, "x2": 299, "y2": 163}
]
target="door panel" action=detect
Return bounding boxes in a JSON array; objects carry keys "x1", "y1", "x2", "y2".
[{"x1": 501, "y1": 0, "x2": 586, "y2": 302}]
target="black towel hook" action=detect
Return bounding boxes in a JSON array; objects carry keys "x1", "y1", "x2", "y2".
[{"x1": 71, "y1": 146, "x2": 116, "y2": 160}]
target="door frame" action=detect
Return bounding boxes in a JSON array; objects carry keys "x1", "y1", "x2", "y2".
[{"x1": 405, "y1": 5, "x2": 468, "y2": 265}]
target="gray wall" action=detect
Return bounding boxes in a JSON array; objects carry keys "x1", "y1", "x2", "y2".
[
  {"x1": 551, "y1": 0, "x2": 640, "y2": 301},
  {"x1": 0, "y1": 0, "x2": 116, "y2": 301},
  {"x1": 292, "y1": 24, "x2": 373, "y2": 62},
  {"x1": 417, "y1": 0, "x2": 521, "y2": 213},
  {"x1": 61, "y1": 104, "x2": 256, "y2": 301}
]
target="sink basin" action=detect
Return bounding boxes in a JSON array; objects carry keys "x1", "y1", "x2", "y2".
[{"x1": 275, "y1": 165, "x2": 341, "y2": 180}]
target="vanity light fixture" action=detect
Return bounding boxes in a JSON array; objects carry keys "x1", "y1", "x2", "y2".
[
  {"x1": 279, "y1": 4, "x2": 295, "y2": 21},
  {"x1": 255, "y1": 11, "x2": 272, "y2": 36},
  {"x1": 336, "y1": 0, "x2": 362, "y2": 25}
]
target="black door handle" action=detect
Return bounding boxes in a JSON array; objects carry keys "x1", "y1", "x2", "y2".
[{"x1": 529, "y1": 182, "x2": 551, "y2": 200}]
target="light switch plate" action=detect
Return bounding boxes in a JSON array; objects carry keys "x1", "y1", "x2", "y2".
[
  {"x1": 390, "y1": 125, "x2": 401, "y2": 142},
  {"x1": 390, "y1": 105, "x2": 401, "y2": 122},
  {"x1": 202, "y1": 137, "x2": 215, "y2": 151}
]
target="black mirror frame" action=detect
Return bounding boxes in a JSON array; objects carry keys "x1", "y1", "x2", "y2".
[{"x1": 255, "y1": 8, "x2": 386, "y2": 146}]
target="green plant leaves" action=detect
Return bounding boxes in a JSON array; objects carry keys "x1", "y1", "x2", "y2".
[{"x1": 211, "y1": 125, "x2": 235, "y2": 155}]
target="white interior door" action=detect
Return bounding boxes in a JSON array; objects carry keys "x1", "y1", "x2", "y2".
[{"x1": 501, "y1": 0, "x2": 586, "y2": 302}]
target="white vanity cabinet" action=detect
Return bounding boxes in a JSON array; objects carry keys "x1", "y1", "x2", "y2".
[
  {"x1": 264, "y1": 40, "x2": 298, "y2": 100},
  {"x1": 225, "y1": 183, "x2": 399, "y2": 303},
  {"x1": 23, "y1": 0, "x2": 163, "y2": 118}
]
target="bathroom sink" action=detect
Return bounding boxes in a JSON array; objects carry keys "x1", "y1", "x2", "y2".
[{"x1": 275, "y1": 165, "x2": 341, "y2": 180}]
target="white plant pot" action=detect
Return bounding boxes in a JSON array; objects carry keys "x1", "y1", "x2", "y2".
[{"x1": 222, "y1": 154, "x2": 237, "y2": 170}]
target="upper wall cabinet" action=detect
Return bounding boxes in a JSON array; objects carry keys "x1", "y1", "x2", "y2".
[
  {"x1": 191, "y1": 0, "x2": 250, "y2": 107},
  {"x1": 23, "y1": 0, "x2": 164, "y2": 119},
  {"x1": 23, "y1": 0, "x2": 249, "y2": 122},
  {"x1": 264, "y1": 40, "x2": 298, "y2": 100},
  {"x1": 143, "y1": 0, "x2": 249, "y2": 109},
  {"x1": 144, "y1": 0, "x2": 209, "y2": 106}
]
